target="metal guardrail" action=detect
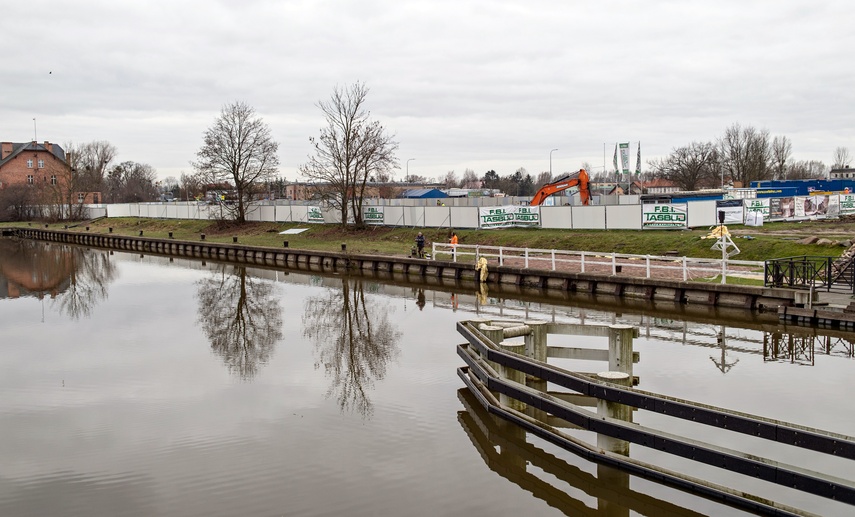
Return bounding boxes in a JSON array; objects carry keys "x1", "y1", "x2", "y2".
[
  {"x1": 433, "y1": 243, "x2": 764, "y2": 283},
  {"x1": 457, "y1": 318, "x2": 855, "y2": 515},
  {"x1": 765, "y1": 255, "x2": 855, "y2": 294}
]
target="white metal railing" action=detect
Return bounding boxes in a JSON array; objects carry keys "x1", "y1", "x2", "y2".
[{"x1": 430, "y1": 243, "x2": 764, "y2": 283}]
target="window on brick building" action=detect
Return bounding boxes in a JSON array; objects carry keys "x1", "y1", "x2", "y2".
[
  {"x1": 78, "y1": 193, "x2": 85, "y2": 203},
  {"x1": 27, "y1": 175, "x2": 34, "y2": 184},
  {"x1": 38, "y1": 159, "x2": 45, "y2": 168},
  {"x1": 27, "y1": 159, "x2": 33, "y2": 168},
  {"x1": 51, "y1": 175, "x2": 57, "y2": 185}
]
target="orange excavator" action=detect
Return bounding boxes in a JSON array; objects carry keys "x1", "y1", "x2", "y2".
[{"x1": 529, "y1": 168, "x2": 590, "y2": 206}]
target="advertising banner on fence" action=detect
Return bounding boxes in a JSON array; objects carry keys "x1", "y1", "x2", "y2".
[
  {"x1": 363, "y1": 206, "x2": 384, "y2": 225},
  {"x1": 479, "y1": 205, "x2": 540, "y2": 229},
  {"x1": 795, "y1": 196, "x2": 828, "y2": 217},
  {"x1": 768, "y1": 197, "x2": 795, "y2": 220},
  {"x1": 745, "y1": 198, "x2": 770, "y2": 218},
  {"x1": 838, "y1": 194, "x2": 855, "y2": 215},
  {"x1": 715, "y1": 199, "x2": 745, "y2": 225},
  {"x1": 642, "y1": 204, "x2": 687, "y2": 229},
  {"x1": 307, "y1": 206, "x2": 324, "y2": 223}
]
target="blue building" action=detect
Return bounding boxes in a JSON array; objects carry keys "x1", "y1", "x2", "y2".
[{"x1": 750, "y1": 179, "x2": 855, "y2": 196}]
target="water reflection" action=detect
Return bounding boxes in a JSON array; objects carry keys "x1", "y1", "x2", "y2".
[
  {"x1": 302, "y1": 277, "x2": 401, "y2": 417},
  {"x1": 456, "y1": 388, "x2": 713, "y2": 517},
  {"x1": 195, "y1": 265, "x2": 283, "y2": 380},
  {"x1": 0, "y1": 239, "x2": 116, "y2": 319}
]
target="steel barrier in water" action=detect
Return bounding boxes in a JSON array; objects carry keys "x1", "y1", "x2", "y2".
[{"x1": 456, "y1": 318, "x2": 855, "y2": 516}]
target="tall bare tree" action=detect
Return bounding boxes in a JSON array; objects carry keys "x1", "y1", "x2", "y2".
[
  {"x1": 832, "y1": 147, "x2": 852, "y2": 169},
  {"x1": 648, "y1": 141, "x2": 719, "y2": 191},
  {"x1": 770, "y1": 136, "x2": 792, "y2": 180},
  {"x1": 300, "y1": 83, "x2": 398, "y2": 226},
  {"x1": 718, "y1": 123, "x2": 772, "y2": 186},
  {"x1": 194, "y1": 101, "x2": 280, "y2": 223}
]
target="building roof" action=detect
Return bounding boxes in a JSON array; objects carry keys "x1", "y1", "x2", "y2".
[
  {"x1": 0, "y1": 141, "x2": 67, "y2": 168},
  {"x1": 400, "y1": 188, "x2": 448, "y2": 199}
]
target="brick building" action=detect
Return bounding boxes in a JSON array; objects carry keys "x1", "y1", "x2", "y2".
[{"x1": 0, "y1": 140, "x2": 102, "y2": 205}]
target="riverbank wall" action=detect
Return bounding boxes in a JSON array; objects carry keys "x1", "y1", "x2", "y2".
[{"x1": 9, "y1": 227, "x2": 797, "y2": 310}]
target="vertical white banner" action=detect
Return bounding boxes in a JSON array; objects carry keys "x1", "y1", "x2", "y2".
[{"x1": 619, "y1": 142, "x2": 630, "y2": 175}]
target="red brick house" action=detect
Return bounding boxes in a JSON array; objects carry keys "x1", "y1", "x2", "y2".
[{"x1": 0, "y1": 141, "x2": 100, "y2": 205}]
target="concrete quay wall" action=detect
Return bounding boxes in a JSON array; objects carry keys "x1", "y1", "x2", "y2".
[{"x1": 12, "y1": 228, "x2": 796, "y2": 310}]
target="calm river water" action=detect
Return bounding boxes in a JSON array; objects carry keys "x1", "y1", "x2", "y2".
[{"x1": 1, "y1": 239, "x2": 854, "y2": 517}]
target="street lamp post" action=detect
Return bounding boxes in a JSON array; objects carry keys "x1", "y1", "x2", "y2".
[
  {"x1": 406, "y1": 158, "x2": 415, "y2": 183},
  {"x1": 549, "y1": 149, "x2": 558, "y2": 177}
]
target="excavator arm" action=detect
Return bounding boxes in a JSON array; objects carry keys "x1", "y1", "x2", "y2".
[{"x1": 529, "y1": 169, "x2": 590, "y2": 206}]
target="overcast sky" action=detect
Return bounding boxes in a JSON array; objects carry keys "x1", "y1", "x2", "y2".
[{"x1": 3, "y1": 1, "x2": 853, "y2": 182}]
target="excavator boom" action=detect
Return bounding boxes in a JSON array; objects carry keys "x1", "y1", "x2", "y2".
[{"x1": 529, "y1": 169, "x2": 590, "y2": 206}]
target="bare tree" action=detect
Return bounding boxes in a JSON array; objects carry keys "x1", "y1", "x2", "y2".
[
  {"x1": 106, "y1": 161, "x2": 159, "y2": 202},
  {"x1": 832, "y1": 147, "x2": 852, "y2": 169},
  {"x1": 718, "y1": 123, "x2": 772, "y2": 187},
  {"x1": 461, "y1": 168, "x2": 480, "y2": 189},
  {"x1": 443, "y1": 170, "x2": 460, "y2": 189},
  {"x1": 787, "y1": 160, "x2": 828, "y2": 179},
  {"x1": 179, "y1": 171, "x2": 205, "y2": 201},
  {"x1": 534, "y1": 171, "x2": 553, "y2": 190},
  {"x1": 648, "y1": 141, "x2": 719, "y2": 191},
  {"x1": 42, "y1": 140, "x2": 117, "y2": 220},
  {"x1": 300, "y1": 83, "x2": 399, "y2": 226},
  {"x1": 194, "y1": 101, "x2": 280, "y2": 223},
  {"x1": 770, "y1": 136, "x2": 792, "y2": 180}
]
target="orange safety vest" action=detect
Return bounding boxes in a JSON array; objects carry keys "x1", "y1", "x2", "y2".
[{"x1": 450, "y1": 235, "x2": 458, "y2": 245}]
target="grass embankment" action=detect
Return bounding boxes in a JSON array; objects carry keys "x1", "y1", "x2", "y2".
[{"x1": 10, "y1": 217, "x2": 850, "y2": 263}]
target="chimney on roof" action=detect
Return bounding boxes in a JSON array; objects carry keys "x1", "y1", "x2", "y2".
[
  {"x1": 1, "y1": 142, "x2": 12, "y2": 160},
  {"x1": 44, "y1": 141, "x2": 52, "y2": 152}
]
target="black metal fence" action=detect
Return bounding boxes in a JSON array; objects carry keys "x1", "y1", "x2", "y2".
[{"x1": 765, "y1": 255, "x2": 855, "y2": 294}]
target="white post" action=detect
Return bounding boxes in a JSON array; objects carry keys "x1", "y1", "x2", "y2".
[
  {"x1": 612, "y1": 254, "x2": 617, "y2": 275},
  {"x1": 646, "y1": 255, "x2": 651, "y2": 278},
  {"x1": 499, "y1": 247, "x2": 504, "y2": 266},
  {"x1": 581, "y1": 252, "x2": 586, "y2": 273},
  {"x1": 683, "y1": 256, "x2": 688, "y2": 281},
  {"x1": 551, "y1": 250, "x2": 556, "y2": 271},
  {"x1": 431, "y1": 242, "x2": 436, "y2": 260},
  {"x1": 524, "y1": 248, "x2": 529, "y2": 269}
]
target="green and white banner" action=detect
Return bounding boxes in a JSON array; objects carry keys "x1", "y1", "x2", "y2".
[
  {"x1": 307, "y1": 206, "x2": 324, "y2": 224},
  {"x1": 839, "y1": 194, "x2": 855, "y2": 214},
  {"x1": 619, "y1": 142, "x2": 630, "y2": 175},
  {"x1": 363, "y1": 206, "x2": 385, "y2": 225},
  {"x1": 479, "y1": 206, "x2": 540, "y2": 229},
  {"x1": 745, "y1": 198, "x2": 770, "y2": 217},
  {"x1": 642, "y1": 203, "x2": 687, "y2": 229}
]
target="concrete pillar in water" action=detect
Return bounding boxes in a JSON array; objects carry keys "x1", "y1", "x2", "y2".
[
  {"x1": 523, "y1": 320, "x2": 548, "y2": 421},
  {"x1": 608, "y1": 324, "x2": 635, "y2": 375},
  {"x1": 596, "y1": 369, "x2": 632, "y2": 517},
  {"x1": 498, "y1": 340, "x2": 526, "y2": 412},
  {"x1": 477, "y1": 323, "x2": 503, "y2": 374}
]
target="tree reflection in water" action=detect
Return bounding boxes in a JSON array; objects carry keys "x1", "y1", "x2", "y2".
[
  {"x1": 55, "y1": 248, "x2": 117, "y2": 320},
  {"x1": 302, "y1": 278, "x2": 401, "y2": 417},
  {"x1": 196, "y1": 265, "x2": 283, "y2": 380}
]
